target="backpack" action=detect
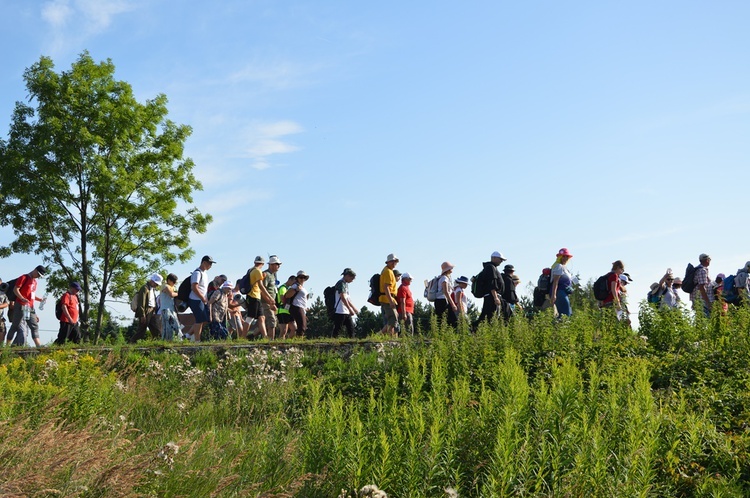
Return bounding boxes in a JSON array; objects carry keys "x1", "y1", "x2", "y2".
[
  {"x1": 238, "y1": 269, "x2": 252, "y2": 295},
  {"x1": 130, "y1": 291, "x2": 139, "y2": 312},
  {"x1": 324, "y1": 285, "x2": 337, "y2": 319},
  {"x1": 647, "y1": 290, "x2": 662, "y2": 305},
  {"x1": 681, "y1": 263, "x2": 697, "y2": 294},
  {"x1": 537, "y1": 270, "x2": 551, "y2": 294},
  {"x1": 3, "y1": 278, "x2": 18, "y2": 302},
  {"x1": 176, "y1": 275, "x2": 192, "y2": 303},
  {"x1": 367, "y1": 273, "x2": 381, "y2": 306},
  {"x1": 55, "y1": 296, "x2": 64, "y2": 320},
  {"x1": 593, "y1": 273, "x2": 611, "y2": 301},
  {"x1": 470, "y1": 273, "x2": 485, "y2": 299},
  {"x1": 424, "y1": 276, "x2": 440, "y2": 302},
  {"x1": 723, "y1": 274, "x2": 740, "y2": 304}
]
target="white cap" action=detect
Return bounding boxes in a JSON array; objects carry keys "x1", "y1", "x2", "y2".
[
  {"x1": 401, "y1": 272, "x2": 412, "y2": 280},
  {"x1": 491, "y1": 251, "x2": 506, "y2": 260},
  {"x1": 150, "y1": 274, "x2": 163, "y2": 285}
]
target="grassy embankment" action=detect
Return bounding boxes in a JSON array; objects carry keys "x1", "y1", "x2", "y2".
[{"x1": 1, "y1": 305, "x2": 750, "y2": 497}]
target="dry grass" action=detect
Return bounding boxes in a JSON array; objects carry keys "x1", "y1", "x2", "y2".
[{"x1": 0, "y1": 418, "x2": 149, "y2": 497}]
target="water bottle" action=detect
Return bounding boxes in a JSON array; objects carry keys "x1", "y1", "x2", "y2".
[
  {"x1": 39, "y1": 294, "x2": 48, "y2": 311},
  {"x1": 23, "y1": 304, "x2": 30, "y2": 321}
]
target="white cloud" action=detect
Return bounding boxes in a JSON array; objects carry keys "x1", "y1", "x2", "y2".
[
  {"x1": 239, "y1": 120, "x2": 303, "y2": 170},
  {"x1": 41, "y1": 0, "x2": 134, "y2": 53},
  {"x1": 228, "y1": 60, "x2": 324, "y2": 91}
]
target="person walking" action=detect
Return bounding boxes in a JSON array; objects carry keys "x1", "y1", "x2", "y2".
[
  {"x1": 598, "y1": 260, "x2": 625, "y2": 312},
  {"x1": 332, "y1": 268, "x2": 359, "y2": 338},
  {"x1": 285, "y1": 271, "x2": 310, "y2": 337},
  {"x1": 187, "y1": 255, "x2": 215, "y2": 341},
  {"x1": 131, "y1": 273, "x2": 163, "y2": 342},
  {"x1": 276, "y1": 275, "x2": 297, "y2": 339},
  {"x1": 691, "y1": 254, "x2": 713, "y2": 317},
  {"x1": 549, "y1": 248, "x2": 574, "y2": 317},
  {"x1": 55, "y1": 282, "x2": 81, "y2": 344},
  {"x1": 261, "y1": 256, "x2": 282, "y2": 339},
  {"x1": 476, "y1": 251, "x2": 506, "y2": 324},
  {"x1": 434, "y1": 262, "x2": 458, "y2": 326},
  {"x1": 160, "y1": 273, "x2": 181, "y2": 341},
  {"x1": 6, "y1": 265, "x2": 48, "y2": 347},
  {"x1": 397, "y1": 272, "x2": 415, "y2": 335},
  {"x1": 379, "y1": 254, "x2": 400, "y2": 337},
  {"x1": 453, "y1": 275, "x2": 470, "y2": 320}
]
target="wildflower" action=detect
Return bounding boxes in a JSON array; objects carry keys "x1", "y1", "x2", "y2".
[
  {"x1": 445, "y1": 487, "x2": 458, "y2": 498},
  {"x1": 226, "y1": 379, "x2": 235, "y2": 387},
  {"x1": 359, "y1": 484, "x2": 387, "y2": 498},
  {"x1": 45, "y1": 359, "x2": 59, "y2": 370}
]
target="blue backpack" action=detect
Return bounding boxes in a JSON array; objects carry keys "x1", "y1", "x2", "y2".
[{"x1": 723, "y1": 274, "x2": 740, "y2": 304}]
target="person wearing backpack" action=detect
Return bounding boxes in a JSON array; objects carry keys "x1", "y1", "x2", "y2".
[
  {"x1": 186, "y1": 255, "x2": 216, "y2": 341},
  {"x1": 501, "y1": 265, "x2": 520, "y2": 313},
  {"x1": 6, "y1": 265, "x2": 48, "y2": 347},
  {"x1": 276, "y1": 275, "x2": 297, "y2": 339},
  {"x1": 130, "y1": 273, "x2": 163, "y2": 343},
  {"x1": 598, "y1": 260, "x2": 625, "y2": 311},
  {"x1": 284, "y1": 270, "x2": 310, "y2": 337},
  {"x1": 159, "y1": 273, "x2": 181, "y2": 341},
  {"x1": 434, "y1": 261, "x2": 458, "y2": 327},
  {"x1": 332, "y1": 268, "x2": 359, "y2": 338},
  {"x1": 691, "y1": 253, "x2": 713, "y2": 317},
  {"x1": 379, "y1": 254, "x2": 400, "y2": 337},
  {"x1": 476, "y1": 251, "x2": 507, "y2": 324},
  {"x1": 549, "y1": 248, "x2": 575, "y2": 317},
  {"x1": 54, "y1": 281, "x2": 82, "y2": 345}
]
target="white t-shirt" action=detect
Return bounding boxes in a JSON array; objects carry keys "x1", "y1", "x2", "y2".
[
  {"x1": 290, "y1": 283, "x2": 308, "y2": 308},
  {"x1": 334, "y1": 279, "x2": 349, "y2": 314},
  {"x1": 436, "y1": 274, "x2": 452, "y2": 300},
  {"x1": 189, "y1": 268, "x2": 208, "y2": 301},
  {"x1": 453, "y1": 287, "x2": 468, "y2": 315}
]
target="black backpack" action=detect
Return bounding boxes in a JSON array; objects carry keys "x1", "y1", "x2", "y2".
[
  {"x1": 367, "y1": 273, "x2": 381, "y2": 306},
  {"x1": 471, "y1": 272, "x2": 486, "y2": 298},
  {"x1": 176, "y1": 275, "x2": 192, "y2": 304},
  {"x1": 55, "y1": 296, "x2": 64, "y2": 319},
  {"x1": 681, "y1": 263, "x2": 697, "y2": 294},
  {"x1": 324, "y1": 285, "x2": 337, "y2": 319},
  {"x1": 593, "y1": 273, "x2": 611, "y2": 301},
  {"x1": 537, "y1": 270, "x2": 551, "y2": 294},
  {"x1": 3, "y1": 278, "x2": 18, "y2": 302}
]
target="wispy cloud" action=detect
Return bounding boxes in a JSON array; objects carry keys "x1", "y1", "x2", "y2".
[
  {"x1": 238, "y1": 120, "x2": 303, "y2": 170},
  {"x1": 41, "y1": 0, "x2": 134, "y2": 53},
  {"x1": 228, "y1": 60, "x2": 325, "y2": 91}
]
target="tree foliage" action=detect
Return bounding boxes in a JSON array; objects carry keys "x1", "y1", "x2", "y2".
[{"x1": 0, "y1": 52, "x2": 211, "y2": 341}]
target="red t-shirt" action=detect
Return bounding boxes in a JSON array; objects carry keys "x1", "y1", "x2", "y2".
[
  {"x1": 14, "y1": 274, "x2": 37, "y2": 307},
  {"x1": 602, "y1": 272, "x2": 620, "y2": 305},
  {"x1": 61, "y1": 292, "x2": 79, "y2": 323},
  {"x1": 397, "y1": 284, "x2": 414, "y2": 314}
]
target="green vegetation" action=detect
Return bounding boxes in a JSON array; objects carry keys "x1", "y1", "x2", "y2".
[{"x1": 2, "y1": 305, "x2": 750, "y2": 497}]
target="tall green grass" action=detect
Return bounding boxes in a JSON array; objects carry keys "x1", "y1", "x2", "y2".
[{"x1": 1, "y1": 306, "x2": 750, "y2": 496}]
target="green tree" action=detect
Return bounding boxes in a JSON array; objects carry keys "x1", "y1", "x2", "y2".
[{"x1": 0, "y1": 52, "x2": 211, "y2": 341}]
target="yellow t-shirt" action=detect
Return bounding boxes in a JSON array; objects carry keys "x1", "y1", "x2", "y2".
[
  {"x1": 379, "y1": 266, "x2": 396, "y2": 304},
  {"x1": 248, "y1": 267, "x2": 264, "y2": 300}
]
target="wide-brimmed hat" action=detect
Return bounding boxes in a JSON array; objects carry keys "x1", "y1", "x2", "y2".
[
  {"x1": 268, "y1": 255, "x2": 282, "y2": 265},
  {"x1": 296, "y1": 270, "x2": 309, "y2": 279},
  {"x1": 455, "y1": 276, "x2": 470, "y2": 285},
  {"x1": 650, "y1": 282, "x2": 660, "y2": 292},
  {"x1": 504, "y1": 264, "x2": 515, "y2": 273},
  {"x1": 441, "y1": 261, "x2": 454, "y2": 273},
  {"x1": 386, "y1": 253, "x2": 399, "y2": 263},
  {"x1": 557, "y1": 248, "x2": 573, "y2": 258}
]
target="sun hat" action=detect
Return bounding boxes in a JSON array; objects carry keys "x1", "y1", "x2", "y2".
[
  {"x1": 455, "y1": 275, "x2": 470, "y2": 285},
  {"x1": 557, "y1": 248, "x2": 573, "y2": 258},
  {"x1": 268, "y1": 255, "x2": 282, "y2": 265},
  {"x1": 150, "y1": 274, "x2": 163, "y2": 285},
  {"x1": 619, "y1": 274, "x2": 629, "y2": 284},
  {"x1": 673, "y1": 277, "x2": 683, "y2": 285},
  {"x1": 650, "y1": 282, "x2": 660, "y2": 292},
  {"x1": 296, "y1": 270, "x2": 309, "y2": 279},
  {"x1": 441, "y1": 261, "x2": 454, "y2": 273},
  {"x1": 504, "y1": 264, "x2": 515, "y2": 273},
  {"x1": 386, "y1": 253, "x2": 399, "y2": 263}
]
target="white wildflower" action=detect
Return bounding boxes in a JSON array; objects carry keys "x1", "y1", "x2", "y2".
[
  {"x1": 45, "y1": 359, "x2": 59, "y2": 370},
  {"x1": 444, "y1": 487, "x2": 458, "y2": 498}
]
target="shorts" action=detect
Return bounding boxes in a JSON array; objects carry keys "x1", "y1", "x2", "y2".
[
  {"x1": 277, "y1": 313, "x2": 293, "y2": 324},
  {"x1": 245, "y1": 297, "x2": 261, "y2": 319},
  {"x1": 188, "y1": 298, "x2": 210, "y2": 323},
  {"x1": 381, "y1": 304, "x2": 397, "y2": 327}
]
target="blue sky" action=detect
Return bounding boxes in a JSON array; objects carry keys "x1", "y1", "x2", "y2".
[{"x1": 2, "y1": 0, "x2": 750, "y2": 343}]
